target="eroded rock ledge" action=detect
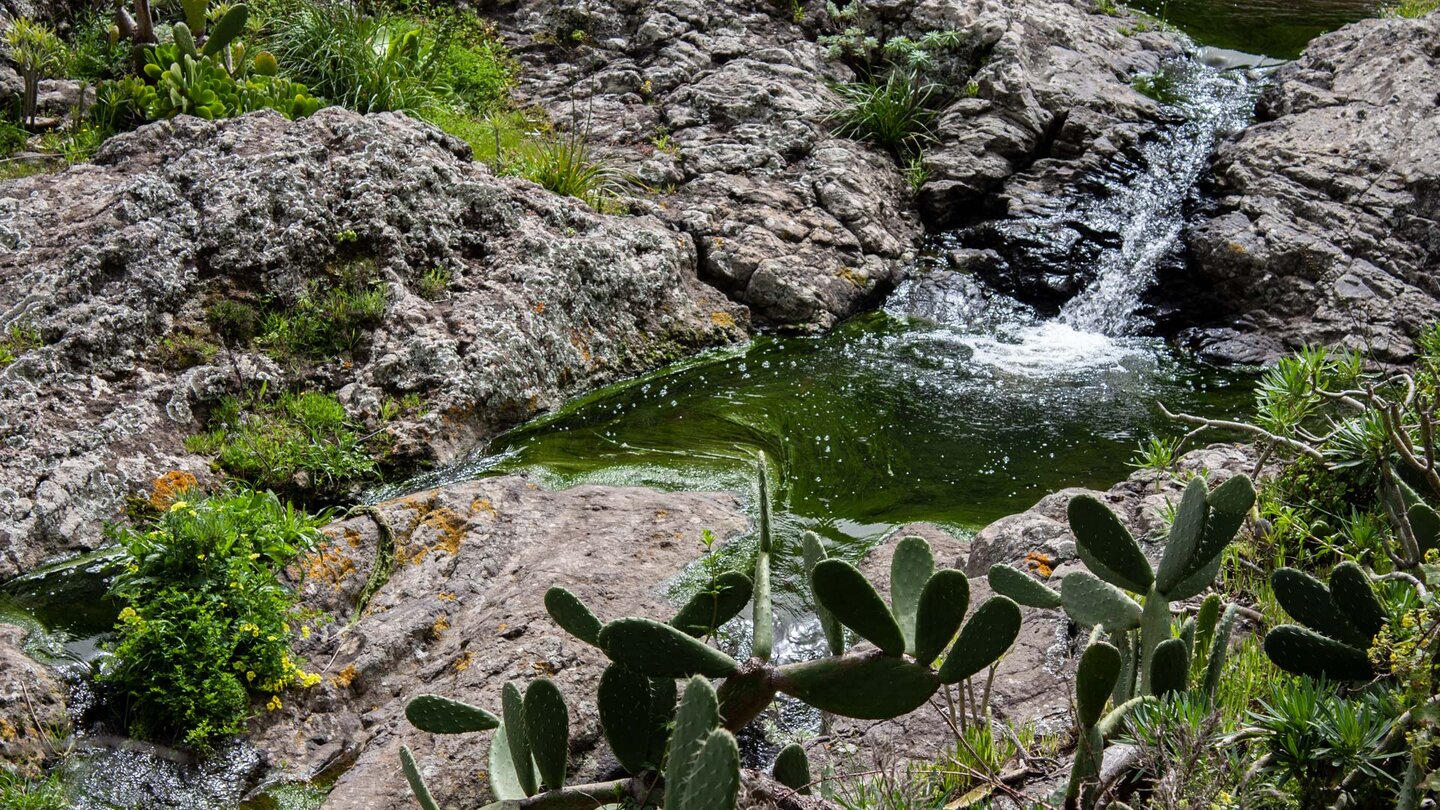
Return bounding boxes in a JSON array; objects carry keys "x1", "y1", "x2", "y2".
[
  {"x1": 0, "y1": 108, "x2": 745, "y2": 576},
  {"x1": 1184, "y1": 14, "x2": 1440, "y2": 364}
]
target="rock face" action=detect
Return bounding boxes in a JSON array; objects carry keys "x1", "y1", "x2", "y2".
[
  {"x1": 498, "y1": 0, "x2": 924, "y2": 330},
  {"x1": 249, "y1": 475, "x2": 753, "y2": 809},
  {"x1": 0, "y1": 108, "x2": 745, "y2": 576},
  {"x1": 491, "y1": 0, "x2": 1190, "y2": 329},
  {"x1": 1184, "y1": 15, "x2": 1440, "y2": 364}
]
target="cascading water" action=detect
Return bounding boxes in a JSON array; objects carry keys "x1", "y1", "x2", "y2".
[{"x1": 1057, "y1": 58, "x2": 1259, "y2": 336}]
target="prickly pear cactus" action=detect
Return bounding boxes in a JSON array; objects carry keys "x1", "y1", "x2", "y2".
[
  {"x1": 773, "y1": 743, "x2": 811, "y2": 794},
  {"x1": 405, "y1": 694, "x2": 500, "y2": 734},
  {"x1": 987, "y1": 562, "x2": 1061, "y2": 609},
  {"x1": 1264, "y1": 563, "x2": 1385, "y2": 681},
  {"x1": 599, "y1": 617, "x2": 740, "y2": 678}
]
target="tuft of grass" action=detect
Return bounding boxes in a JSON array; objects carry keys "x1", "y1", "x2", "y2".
[
  {"x1": 258, "y1": 258, "x2": 388, "y2": 360},
  {"x1": 419, "y1": 266, "x2": 451, "y2": 301},
  {"x1": 828, "y1": 70, "x2": 939, "y2": 158},
  {"x1": 0, "y1": 323, "x2": 42, "y2": 365},
  {"x1": 511, "y1": 126, "x2": 626, "y2": 209},
  {"x1": 1384, "y1": 0, "x2": 1439, "y2": 16},
  {"x1": 185, "y1": 391, "x2": 378, "y2": 505},
  {"x1": 0, "y1": 768, "x2": 70, "y2": 810}
]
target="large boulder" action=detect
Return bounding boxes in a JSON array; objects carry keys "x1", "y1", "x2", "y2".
[
  {"x1": 0, "y1": 624, "x2": 69, "y2": 777},
  {"x1": 0, "y1": 108, "x2": 745, "y2": 576},
  {"x1": 1184, "y1": 15, "x2": 1440, "y2": 364}
]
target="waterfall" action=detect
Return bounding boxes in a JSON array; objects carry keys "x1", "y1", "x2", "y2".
[{"x1": 1057, "y1": 58, "x2": 1259, "y2": 335}]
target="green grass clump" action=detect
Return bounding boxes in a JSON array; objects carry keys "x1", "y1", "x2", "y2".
[
  {"x1": 186, "y1": 391, "x2": 378, "y2": 504},
  {"x1": 101, "y1": 488, "x2": 325, "y2": 751},
  {"x1": 0, "y1": 323, "x2": 41, "y2": 365},
  {"x1": 1384, "y1": 0, "x2": 1439, "y2": 16},
  {"x1": 0, "y1": 768, "x2": 70, "y2": 810},
  {"x1": 828, "y1": 70, "x2": 939, "y2": 158},
  {"x1": 510, "y1": 127, "x2": 625, "y2": 209},
  {"x1": 257, "y1": 258, "x2": 387, "y2": 360}
]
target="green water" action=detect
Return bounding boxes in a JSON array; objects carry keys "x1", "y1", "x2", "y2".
[
  {"x1": 417, "y1": 312, "x2": 1254, "y2": 561},
  {"x1": 1127, "y1": 0, "x2": 1378, "y2": 59}
]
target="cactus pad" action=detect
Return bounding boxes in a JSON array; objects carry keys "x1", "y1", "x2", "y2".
[
  {"x1": 1061, "y1": 571, "x2": 1142, "y2": 631},
  {"x1": 598, "y1": 665, "x2": 652, "y2": 775},
  {"x1": 487, "y1": 726, "x2": 528, "y2": 800},
  {"x1": 775, "y1": 653, "x2": 940, "y2": 719},
  {"x1": 405, "y1": 694, "x2": 500, "y2": 734},
  {"x1": 1328, "y1": 561, "x2": 1386, "y2": 641},
  {"x1": 1148, "y1": 638, "x2": 1189, "y2": 697},
  {"x1": 544, "y1": 586, "x2": 603, "y2": 646},
  {"x1": 674, "y1": 729, "x2": 742, "y2": 810},
  {"x1": 599, "y1": 617, "x2": 740, "y2": 678},
  {"x1": 1271, "y1": 567, "x2": 1367, "y2": 648},
  {"x1": 891, "y1": 535, "x2": 935, "y2": 654},
  {"x1": 1076, "y1": 641, "x2": 1121, "y2": 727},
  {"x1": 201, "y1": 3, "x2": 248, "y2": 58},
  {"x1": 1409, "y1": 502, "x2": 1440, "y2": 553},
  {"x1": 252, "y1": 51, "x2": 279, "y2": 76},
  {"x1": 987, "y1": 563, "x2": 1062, "y2": 609},
  {"x1": 501, "y1": 683, "x2": 536, "y2": 796},
  {"x1": 1155, "y1": 477, "x2": 1210, "y2": 593},
  {"x1": 671, "y1": 571, "x2": 753, "y2": 637},
  {"x1": 1067, "y1": 495, "x2": 1153, "y2": 593},
  {"x1": 803, "y1": 532, "x2": 845, "y2": 656},
  {"x1": 667, "y1": 676, "x2": 720, "y2": 795},
  {"x1": 753, "y1": 549, "x2": 774, "y2": 663},
  {"x1": 936, "y1": 596, "x2": 1021, "y2": 685},
  {"x1": 1203, "y1": 604, "x2": 1240, "y2": 704},
  {"x1": 523, "y1": 679, "x2": 569, "y2": 791},
  {"x1": 1264, "y1": 624, "x2": 1373, "y2": 681},
  {"x1": 400, "y1": 745, "x2": 441, "y2": 810},
  {"x1": 172, "y1": 23, "x2": 198, "y2": 59},
  {"x1": 773, "y1": 743, "x2": 811, "y2": 794},
  {"x1": 913, "y1": 568, "x2": 970, "y2": 666},
  {"x1": 1193, "y1": 593, "x2": 1222, "y2": 666},
  {"x1": 811, "y1": 559, "x2": 906, "y2": 657},
  {"x1": 182, "y1": 0, "x2": 209, "y2": 33}
]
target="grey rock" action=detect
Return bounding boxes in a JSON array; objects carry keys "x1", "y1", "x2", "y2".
[
  {"x1": 1186, "y1": 15, "x2": 1440, "y2": 363},
  {"x1": 0, "y1": 108, "x2": 745, "y2": 576},
  {"x1": 248, "y1": 476, "x2": 756, "y2": 809},
  {"x1": 0, "y1": 624, "x2": 68, "y2": 776}
]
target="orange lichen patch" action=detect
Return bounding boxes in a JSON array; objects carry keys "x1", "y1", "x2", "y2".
[
  {"x1": 1024, "y1": 551, "x2": 1054, "y2": 578},
  {"x1": 416, "y1": 507, "x2": 467, "y2": 557},
  {"x1": 654, "y1": 509, "x2": 669, "y2": 520},
  {"x1": 437, "y1": 591, "x2": 458, "y2": 602},
  {"x1": 454, "y1": 651, "x2": 475, "y2": 673},
  {"x1": 331, "y1": 665, "x2": 358, "y2": 688},
  {"x1": 149, "y1": 470, "x2": 199, "y2": 510},
  {"x1": 343, "y1": 528, "x2": 362, "y2": 549},
  {"x1": 571, "y1": 332, "x2": 593, "y2": 363},
  {"x1": 471, "y1": 498, "x2": 498, "y2": 520},
  {"x1": 837, "y1": 267, "x2": 868, "y2": 288},
  {"x1": 304, "y1": 545, "x2": 358, "y2": 589},
  {"x1": 710, "y1": 311, "x2": 736, "y2": 328},
  {"x1": 1227, "y1": 242, "x2": 1246, "y2": 253},
  {"x1": 431, "y1": 613, "x2": 451, "y2": 640},
  {"x1": 533, "y1": 302, "x2": 546, "y2": 314},
  {"x1": 531, "y1": 660, "x2": 557, "y2": 676},
  {"x1": 0, "y1": 718, "x2": 16, "y2": 741}
]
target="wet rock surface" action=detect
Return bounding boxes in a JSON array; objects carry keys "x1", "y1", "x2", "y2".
[
  {"x1": 0, "y1": 624, "x2": 69, "y2": 776},
  {"x1": 0, "y1": 107, "x2": 745, "y2": 577},
  {"x1": 1184, "y1": 15, "x2": 1440, "y2": 363}
]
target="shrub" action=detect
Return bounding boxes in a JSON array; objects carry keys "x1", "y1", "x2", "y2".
[
  {"x1": 828, "y1": 70, "x2": 939, "y2": 158},
  {"x1": 185, "y1": 391, "x2": 378, "y2": 504},
  {"x1": 101, "y1": 488, "x2": 325, "y2": 751},
  {"x1": 67, "y1": 12, "x2": 131, "y2": 82}
]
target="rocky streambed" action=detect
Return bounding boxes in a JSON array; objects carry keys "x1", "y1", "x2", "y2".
[{"x1": 0, "y1": 0, "x2": 1437, "y2": 807}]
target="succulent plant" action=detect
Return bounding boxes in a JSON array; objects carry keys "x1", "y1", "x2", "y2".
[
  {"x1": 1263, "y1": 561, "x2": 1385, "y2": 681},
  {"x1": 402, "y1": 459, "x2": 1024, "y2": 809},
  {"x1": 772, "y1": 743, "x2": 811, "y2": 794},
  {"x1": 1066, "y1": 640, "x2": 1153, "y2": 808},
  {"x1": 992, "y1": 475, "x2": 1255, "y2": 699}
]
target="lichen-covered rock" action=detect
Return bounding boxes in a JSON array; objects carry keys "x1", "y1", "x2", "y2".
[
  {"x1": 0, "y1": 108, "x2": 745, "y2": 576},
  {"x1": 249, "y1": 475, "x2": 752, "y2": 809},
  {"x1": 500, "y1": 0, "x2": 924, "y2": 330},
  {"x1": 1184, "y1": 15, "x2": 1440, "y2": 363}
]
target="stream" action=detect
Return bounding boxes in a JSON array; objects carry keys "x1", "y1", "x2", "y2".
[{"x1": 0, "y1": 3, "x2": 1384, "y2": 806}]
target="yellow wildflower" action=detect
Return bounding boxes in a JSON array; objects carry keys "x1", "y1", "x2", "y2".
[{"x1": 266, "y1": 695, "x2": 282, "y2": 712}]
